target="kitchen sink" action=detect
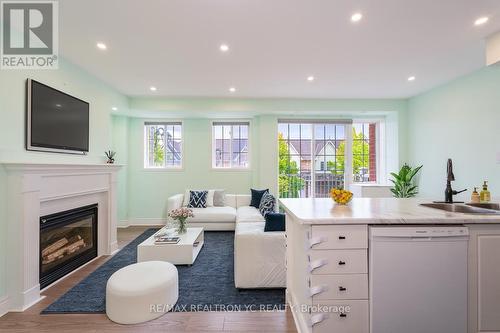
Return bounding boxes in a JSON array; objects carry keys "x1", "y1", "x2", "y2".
[
  {"x1": 421, "y1": 203, "x2": 500, "y2": 215},
  {"x1": 466, "y1": 202, "x2": 500, "y2": 210}
]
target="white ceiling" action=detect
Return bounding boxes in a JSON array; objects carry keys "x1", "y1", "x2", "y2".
[{"x1": 60, "y1": 0, "x2": 500, "y2": 99}]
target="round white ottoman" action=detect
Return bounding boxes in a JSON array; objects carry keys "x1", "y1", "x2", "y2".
[{"x1": 106, "y1": 261, "x2": 178, "y2": 324}]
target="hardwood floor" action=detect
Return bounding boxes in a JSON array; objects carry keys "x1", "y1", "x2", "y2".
[{"x1": 0, "y1": 226, "x2": 297, "y2": 333}]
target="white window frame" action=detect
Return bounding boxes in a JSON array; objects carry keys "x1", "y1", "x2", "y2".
[
  {"x1": 143, "y1": 121, "x2": 183, "y2": 170},
  {"x1": 351, "y1": 119, "x2": 383, "y2": 184},
  {"x1": 211, "y1": 120, "x2": 251, "y2": 170},
  {"x1": 278, "y1": 119, "x2": 353, "y2": 198}
]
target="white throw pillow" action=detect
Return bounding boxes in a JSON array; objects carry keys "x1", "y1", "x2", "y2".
[{"x1": 206, "y1": 190, "x2": 215, "y2": 207}]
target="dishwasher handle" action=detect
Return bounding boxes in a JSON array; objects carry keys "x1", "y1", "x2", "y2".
[{"x1": 370, "y1": 226, "x2": 469, "y2": 239}]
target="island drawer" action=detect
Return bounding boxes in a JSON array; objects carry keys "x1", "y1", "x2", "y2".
[
  {"x1": 310, "y1": 225, "x2": 367, "y2": 250},
  {"x1": 308, "y1": 249, "x2": 367, "y2": 275},
  {"x1": 310, "y1": 274, "x2": 368, "y2": 300},
  {"x1": 311, "y1": 300, "x2": 369, "y2": 333}
]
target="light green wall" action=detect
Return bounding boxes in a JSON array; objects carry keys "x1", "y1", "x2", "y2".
[
  {"x1": 119, "y1": 98, "x2": 406, "y2": 223},
  {"x1": 407, "y1": 65, "x2": 500, "y2": 200},
  {"x1": 125, "y1": 117, "x2": 257, "y2": 221},
  {"x1": 0, "y1": 60, "x2": 128, "y2": 163},
  {"x1": 111, "y1": 116, "x2": 130, "y2": 224},
  {"x1": 0, "y1": 59, "x2": 128, "y2": 303}
]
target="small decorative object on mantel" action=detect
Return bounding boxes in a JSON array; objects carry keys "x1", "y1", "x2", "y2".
[
  {"x1": 168, "y1": 207, "x2": 194, "y2": 234},
  {"x1": 330, "y1": 188, "x2": 353, "y2": 205},
  {"x1": 105, "y1": 150, "x2": 116, "y2": 164}
]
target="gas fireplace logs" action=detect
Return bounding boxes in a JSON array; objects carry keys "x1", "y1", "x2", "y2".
[{"x1": 41, "y1": 235, "x2": 86, "y2": 265}]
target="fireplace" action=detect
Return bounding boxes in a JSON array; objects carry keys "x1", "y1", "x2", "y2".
[{"x1": 39, "y1": 204, "x2": 98, "y2": 289}]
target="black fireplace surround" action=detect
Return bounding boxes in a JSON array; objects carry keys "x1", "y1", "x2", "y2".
[{"x1": 39, "y1": 204, "x2": 98, "y2": 289}]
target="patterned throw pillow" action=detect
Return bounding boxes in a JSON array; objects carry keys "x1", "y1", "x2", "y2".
[
  {"x1": 259, "y1": 192, "x2": 275, "y2": 217},
  {"x1": 188, "y1": 190, "x2": 208, "y2": 208}
]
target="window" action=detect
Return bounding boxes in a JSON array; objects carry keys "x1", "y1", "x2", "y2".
[
  {"x1": 278, "y1": 120, "x2": 380, "y2": 198},
  {"x1": 352, "y1": 122, "x2": 377, "y2": 183},
  {"x1": 278, "y1": 121, "x2": 348, "y2": 198},
  {"x1": 212, "y1": 121, "x2": 249, "y2": 169},
  {"x1": 144, "y1": 122, "x2": 182, "y2": 169}
]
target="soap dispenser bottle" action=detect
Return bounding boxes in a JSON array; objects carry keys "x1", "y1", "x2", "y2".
[
  {"x1": 480, "y1": 181, "x2": 491, "y2": 203},
  {"x1": 471, "y1": 187, "x2": 480, "y2": 203}
]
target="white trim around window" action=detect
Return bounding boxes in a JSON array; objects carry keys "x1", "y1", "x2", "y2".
[
  {"x1": 143, "y1": 121, "x2": 184, "y2": 170},
  {"x1": 211, "y1": 120, "x2": 251, "y2": 170}
]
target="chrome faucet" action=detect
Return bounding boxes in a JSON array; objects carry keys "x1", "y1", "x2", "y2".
[{"x1": 445, "y1": 158, "x2": 467, "y2": 203}]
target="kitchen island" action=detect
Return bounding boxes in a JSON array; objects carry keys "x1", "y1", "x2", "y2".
[{"x1": 279, "y1": 197, "x2": 500, "y2": 333}]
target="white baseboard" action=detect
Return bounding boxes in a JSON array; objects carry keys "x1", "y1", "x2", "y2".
[
  {"x1": 117, "y1": 220, "x2": 130, "y2": 228},
  {"x1": 0, "y1": 296, "x2": 9, "y2": 317}
]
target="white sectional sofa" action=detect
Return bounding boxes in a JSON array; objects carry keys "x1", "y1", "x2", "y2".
[{"x1": 167, "y1": 193, "x2": 286, "y2": 288}]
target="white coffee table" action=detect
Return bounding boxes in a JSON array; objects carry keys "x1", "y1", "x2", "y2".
[{"x1": 137, "y1": 227, "x2": 204, "y2": 265}]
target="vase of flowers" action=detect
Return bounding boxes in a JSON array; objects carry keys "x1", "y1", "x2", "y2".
[{"x1": 168, "y1": 207, "x2": 194, "y2": 234}]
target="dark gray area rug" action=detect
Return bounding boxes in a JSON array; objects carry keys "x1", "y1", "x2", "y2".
[{"x1": 42, "y1": 229, "x2": 285, "y2": 313}]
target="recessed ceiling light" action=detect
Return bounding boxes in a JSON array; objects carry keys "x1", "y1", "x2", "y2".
[
  {"x1": 150, "y1": 86, "x2": 157, "y2": 92},
  {"x1": 111, "y1": 106, "x2": 118, "y2": 111},
  {"x1": 474, "y1": 17, "x2": 489, "y2": 26},
  {"x1": 408, "y1": 76, "x2": 416, "y2": 82},
  {"x1": 220, "y1": 44, "x2": 229, "y2": 52},
  {"x1": 351, "y1": 13, "x2": 363, "y2": 22},
  {"x1": 96, "y1": 42, "x2": 107, "y2": 50},
  {"x1": 229, "y1": 87, "x2": 236, "y2": 93},
  {"x1": 307, "y1": 76, "x2": 315, "y2": 82},
  {"x1": 55, "y1": 104, "x2": 62, "y2": 107}
]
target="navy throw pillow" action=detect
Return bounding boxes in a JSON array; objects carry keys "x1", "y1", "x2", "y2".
[
  {"x1": 250, "y1": 188, "x2": 269, "y2": 208},
  {"x1": 264, "y1": 213, "x2": 285, "y2": 232},
  {"x1": 188, "y1": 190, "x2": 208, "y2": 208}
]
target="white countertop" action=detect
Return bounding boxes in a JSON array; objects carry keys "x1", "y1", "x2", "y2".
[{"x1": 278, "y1": 198, "x2": 500, "y2": 224}]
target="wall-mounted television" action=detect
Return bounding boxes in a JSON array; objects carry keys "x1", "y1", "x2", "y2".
[{"x1": 26, "y1": 79, "x2": 89, "y2": 154}]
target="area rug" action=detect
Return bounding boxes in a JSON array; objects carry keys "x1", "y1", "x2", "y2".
[{"x1": 42, "y1": 229, "x2": 285, "y2": 313}]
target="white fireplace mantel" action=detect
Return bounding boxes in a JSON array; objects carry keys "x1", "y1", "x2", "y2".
[{"x1": 2, "y1": 163, "x2": 122, "y2": 312}]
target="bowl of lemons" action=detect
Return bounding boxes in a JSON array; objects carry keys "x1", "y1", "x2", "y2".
[{"x1": 330, "y1": 188, "x2": 353, "y2": 205}]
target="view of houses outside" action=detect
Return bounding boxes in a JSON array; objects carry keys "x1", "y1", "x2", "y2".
[
  {"x1": 213, "y1": 123, "x2": 249, "y2": 168},
  {"x1": 144, "y1": 123, "x2": 182, "y2": 168},
  {"x1": 278, "y1": 122, "x2": 376, "y2": 198}
]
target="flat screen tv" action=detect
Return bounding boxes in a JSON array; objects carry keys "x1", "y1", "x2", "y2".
[{"x1": 27, "y1": 79, "x2": 89, "y2": 154}]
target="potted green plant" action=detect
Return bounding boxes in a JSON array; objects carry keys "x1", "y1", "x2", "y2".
[
  {"x1": 105, "y1": 150, "x2": 116, "y2": 164},
  {"x1": 390, "y1": 164, "x2": 423, "y2": 198}
]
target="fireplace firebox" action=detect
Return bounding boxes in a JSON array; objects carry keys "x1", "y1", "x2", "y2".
[{"x1": 39, "y1": 204, "x2": 98, "y2": 289}]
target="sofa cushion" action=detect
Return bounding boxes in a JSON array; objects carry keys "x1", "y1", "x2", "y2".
[
  {"x1": 188, "y1": 190, "x2": 208, "y2": 208},
  {"x1": 264, "y1": 213, "x2": 285, "y2": 232},
  {"x1": 259, "y1": 192, "x2": 275, "y2": 217},
  {"x1": 236, "y1": 206, "x2": 265, "y2": 223},
  {"x1": 250, "y1": 188, "x2": 269, "y2": 208},
  {"x1": 213, "y1": 190, "x2": 226, "y2": 206},
  {"x1": 183, "y1": 189, "x2": 215, "y2": 207},
  {"x1": 234, "y1": 222, "x2": 286, "y2": 288},
  {"x1": 188, "y1": 207, "x2": 237, "y2": 223}
]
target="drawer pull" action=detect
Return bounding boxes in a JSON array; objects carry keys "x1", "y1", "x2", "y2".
[
  {"x1": 311, "y1": 313, "x2": 329, "y2": 326},
  {"x1": 339, "y1": 286, "x2": 347, "y2": 291},
  {"x1": 309, "y1": 259, "x2": 328, "y2": 272},
  {"x1": 338, "y1": 260, "x2": 346, "y2": 266},
  {"x1": 309, "y1": 236, "x2": 328, "y2": 248},
  {"x1": 339, "y1": 313, "x2": 347, "y2": 318},
  {"x1": 309, "y1": 285, "x2": 328, "y2": 297},
  {"x1": 338, "y1": 235, "x2": 346, "y2": 240}
]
